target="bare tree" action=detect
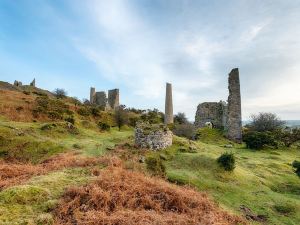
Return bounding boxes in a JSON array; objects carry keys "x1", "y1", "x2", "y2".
[{"x1": 53, "y1": 88, "x2": 67, "y2": 99}]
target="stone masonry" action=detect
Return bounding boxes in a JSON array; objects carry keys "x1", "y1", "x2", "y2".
[
  {"x1": 89, "y1": 87, "x2": 119, "y2": 110},
  {"x1": 195, "y1": 68, "x2": 242, "y2": 142},
  {"x1": 194, "y1": 101, "x2": 227, "y2": 129},
  {"x1": 164, "y1": 83, "x2": 174, "y2": 124},
  {"x1": 135, "y1": 123, "x2": 173, "y2": 150},
  {"x1": 30, "y1": 78, "x2": 36, "y2": 87},
  {"x1": 108, "y1": 89, "x2": 120, "y2": 110},
  {"x1": 227, "y1": 68, "x2": 242, "y2": 142}
]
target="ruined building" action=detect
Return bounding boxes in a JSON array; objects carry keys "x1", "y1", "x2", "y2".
[
  {"x1": 164, "y1": 82, "x2": 174, "y2": 124},
  {"x1": 195, "y1": 68, "x2": 242, "y2": 142},
  {"x1": 90, "y1": 87, "x2": 119, "y2": 110}
]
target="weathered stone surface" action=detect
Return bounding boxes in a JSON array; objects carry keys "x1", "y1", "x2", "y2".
[
  {"x1": 13, "y1": 80, "x2": 22, "y2": 86},
  {"x1": 90, "y1": 87, "x2": 95, "y2": 104},
  {"x1": 195, "y1": 101, "x2": 227, "y2": 129},
  {"x1": 30, "y1": 78, "x2": 35, "y2": 87},
  {"x1": 227, "y1": 68, "x2": 242, "y2": 142},
  {"x1": 95, "y1": 91, "x2": 107, "y2": 107},
  {"x1": 108, "y1": 89, "x2": 119, "y2": 109},
  {"x1": 164, "y1": 83, "x2": 173, "y2": 124},
  {"x1": 135, "y1": 123, "x2": 173, "y2": 150}
]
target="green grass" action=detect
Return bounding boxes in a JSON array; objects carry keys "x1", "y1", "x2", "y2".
[
  {"x1": 158, "y1": 136, "x2": 300, "y2": 225},
  {"x1": 0, "y1": 168, "x2": 93, "y2": 225}
]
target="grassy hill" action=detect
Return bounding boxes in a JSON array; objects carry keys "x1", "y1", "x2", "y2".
[{"x1": 0, "y1": 83, "x2": 299, "y2": 224}]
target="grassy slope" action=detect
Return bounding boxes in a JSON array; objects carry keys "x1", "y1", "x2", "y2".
[{"x1": 162, "y1": 134, "x2": 300, "y2": 225}]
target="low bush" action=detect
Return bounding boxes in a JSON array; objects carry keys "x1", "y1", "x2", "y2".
[
  {"x1": 217, "y1": 152, "x2": 235, "y2": 171},
  {"x1": 98, "y1": 122, "x2": 111, "y2": 131},
  {"x1": 77, "y1": 107, "x2": 90, "y2": 116},
  {"x1": 48, "y1": 111, "x2": 62, "y2": 120},
  {"x1": 65, "y1": 116, "x2": 75, "y2": 125},
  {"x1": 243, "y1": 131, "x2": 278, "y2": 149},
  {"x1": 145, "y1": 155, "x2": 166, "y2": 176},
  {"x1": 274, "y1": 202, "x2": 296, "y2": 214},
  {"x1": 292, "y1": 160, "x2": 300, "y2": 177},
  {"x1": 23, "y1": 90, "x2": 30, "y2": 95},
  {"x1": 173, "y1": 123, "x2": 195, "y2": 140}
]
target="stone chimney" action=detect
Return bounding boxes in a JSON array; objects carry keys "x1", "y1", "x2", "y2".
[
  {"x1": 164, "y1": 83, "x2": 174, "y2": 124},
  {"x1": 227, "y1": 68, "x2": 242, "y2": 142},
  {"x1": 30, "y1": 78, "x2": 35, "y2": 87},
  {"x1": 90, "y1": 87, "x2": 96, "y2": 104}
]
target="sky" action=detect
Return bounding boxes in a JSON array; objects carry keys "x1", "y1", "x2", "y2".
[{"x1": 0, "y1": 0, "x2": 299, "y2": 120}]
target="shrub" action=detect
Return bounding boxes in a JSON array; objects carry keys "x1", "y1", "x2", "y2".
[
  {"x1": 98, "y1": 122, "x2": 111, "y2": 131},
  {"x1": 140, "y1": 108, "x2": 164, "y2": 124},
  {"x1": 217, "y1": 152, "x2": 235, "y2": 171},
  {"x1": 276, "y1": 128, "x2": 300, "y2": 147},
  {"x1": 145, "y1": 155, "x2": 166, "y2": 176},
  {"x1": 48, "y1": 111, "x2": 63, "y2": 120},
  {"x1": 16, "y1": 106, "x2": 24, "y2": 111},
  {"x1": 53, "y1": 88, "x2": 67, "y2": 99},
  {"x1": 243, "y1": 131, "x2": 278, "y2": 149},
  {"x1": 292, "y1": 160, "x2": 300, "y2": 177},
  {"x1": 77, "y1": 107, "x2": 90, "y2": 116},
  {"x1": 173, "y1": 123, "x2": 195, "y2": 140},
  {"x1": 33, "y1": 91, "x2": 47, "y2": 96},
  {"x1": 248, "y1": 112, "x2": 285, "y2": 132},
  {"x1": 65, "y1": 116, "x2": 75, "y2": 125}
]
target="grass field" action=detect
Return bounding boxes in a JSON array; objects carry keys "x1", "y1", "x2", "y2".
[{"x1": 0, "y1": 115, "x2": 299, "y2": 224}]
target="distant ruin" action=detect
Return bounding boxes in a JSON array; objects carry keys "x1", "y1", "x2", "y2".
[
  {"x1": 30, "y1": 78, "x2": 36, "y2": 87},
  {"x1": 195, "y1": 68, "x2": 242, "y2": 142},
  {"x1": 164, "y1": 83, "x2": 174, "y2": 124},
  {"x1": 90, "y1": 87, "x2": 119, "y2": 110}
]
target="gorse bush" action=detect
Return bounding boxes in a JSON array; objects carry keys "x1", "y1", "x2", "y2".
[
  {"x1": 292, "y1": 160, "x2": 300, "y2": 177},
  {"x1": 145, "y1": 155, "x2": 166, "y2": 176},
  {"x1": 243, "y1": 131, "x2": 278, "y2": 149},
  {"x1": 217, "y1": 152, "x2": 235, "y2": 171}
]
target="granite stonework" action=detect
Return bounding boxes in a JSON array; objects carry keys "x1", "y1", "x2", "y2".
[
  {"x1": 195, "y1": 68, "x2": 242, "y2": 142},
  {"x1": 135, "y1": 123, "x2": 173, "y2": 150},
  {"x1": 90, "y1": 87, "x2": 120, "y2": 110},
  {"x1": 164, "y1": 83, "x2": 174, "y2": 124}
]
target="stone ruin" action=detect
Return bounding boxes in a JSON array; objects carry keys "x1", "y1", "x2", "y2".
[
  {"x1": 90, "y1": 87, "x2": 119, "y2": 110},
  {"x1": 195, "y1": 68, "x2": 242, "y2": 142},
  {"x1": 135, "y1": 123, "x2": 173, "y2": 150},
  {"x1": 13, "y1": 78, "x2": 36, "y2": 87},
  {"x1": 164, "y1": 82, "x2": 174, "y2": 124}
]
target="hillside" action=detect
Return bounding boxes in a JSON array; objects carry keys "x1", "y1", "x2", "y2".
[{"x1": 0, "y1": 83, "x2": 299, "y2": 225}]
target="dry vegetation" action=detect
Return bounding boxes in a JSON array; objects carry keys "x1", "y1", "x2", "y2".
[
  {"x1": 0, "y1": 152, "x2": 121, "y2": 190},
  {"x1": 54, "y1": 166, "x2": 246, "y2": 225}
]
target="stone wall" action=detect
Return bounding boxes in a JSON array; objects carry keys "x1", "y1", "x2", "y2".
[
  {"x1": 135, "y1": 123, "x2": 173, "y2": 150},
  {"x1": 90, "y1": 87, "x2": 96, "y2": 104},
  {"x1": 108, "y1": 89, "x2": 119, "y2": 109},
  {"x1": 227, "y1": 68, "x2": 242, "y2": 142},
  {"x1": 195, "y1": 101, "x2": 227, "y2": 129},
  {"x1": 95, "y1": 91, "x2": 107, "y2": 107}
]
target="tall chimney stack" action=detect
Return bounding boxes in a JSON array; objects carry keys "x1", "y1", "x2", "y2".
[{"x1": 164, "y1": 83, "x2": 174, "y2": 124}]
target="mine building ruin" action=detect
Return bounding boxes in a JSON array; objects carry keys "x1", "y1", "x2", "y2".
[
  {"x1": 195, "y1": 68, "x2": 242, "y2": 142},
  {"x1": 90, "y1": 87, "x2": 120, "y2": 110}
]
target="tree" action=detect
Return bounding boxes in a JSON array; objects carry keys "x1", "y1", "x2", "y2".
[
  {"x1": 249, "y1": 112, "x2": 285, "y2": 132},
  {"x1": 53, "y1": 88, "x2": 67, "y2": 99},
  {"x1": 114, "y1": 105, "x2": 129, "y2": 131},
  {"x1": 174, "y1": 112, "x2": 188, "y2": 124}
]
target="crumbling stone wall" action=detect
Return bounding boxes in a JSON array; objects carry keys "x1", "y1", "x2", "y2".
[
  {"x1": 108, "y1": 89, "x2": 119, "y2": 109},
  {"x1": 95, "y1": 91, "x2": 107, "y2": 108},
  {"x1": 194, "y1": 68, "x2": 242, "y2": 142},
  {"x1": 30, "y1": 79, "x2": 35, "y2": 87},
  {"x1": 14, "y1": 80, "x2": 22, "y2": 86},
  {"x1": 227, "y1": 68, "x2": 242, "y2": 142},
  {"x1": 90, "y1": 87, "x2": 96, "y2": 104},
  {"x1": 195, "y1": 101, "x2": 227, "y2": 129},
  {"x1": 164, "y1": 83, "x2": 173, "y2": 124},
  {"x1": 90, "y1": 87, "x2": 119, "y2": 109},
  {"x1": 135, "y1": 123, "x2": 173, "y2": 150}
]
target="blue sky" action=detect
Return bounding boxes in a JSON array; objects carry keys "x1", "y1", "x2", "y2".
[{"x1": 0, "y1": 0, "x2": 299, "y2": 120}]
